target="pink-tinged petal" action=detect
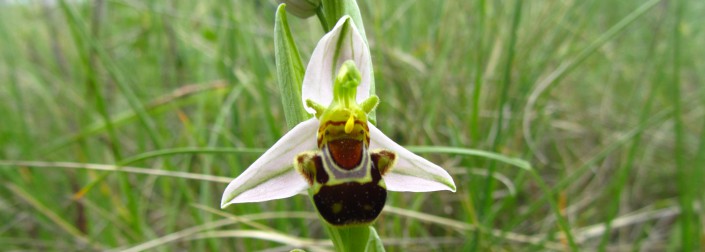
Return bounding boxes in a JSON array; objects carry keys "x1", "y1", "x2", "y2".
[
  {"x1": 221, "y1": 118, "x2": 319, "y2": 207},
  {"x1": 368, "y1": 123, "x2": 456, "y2": 192},
  {"x1": 301, "y1": 16, "x2": 371, "y2": 113}
]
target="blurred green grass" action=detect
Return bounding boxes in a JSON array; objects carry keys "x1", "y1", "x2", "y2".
[{"x1": 0, "y1": 0, "x2": 703, "y2": 251}]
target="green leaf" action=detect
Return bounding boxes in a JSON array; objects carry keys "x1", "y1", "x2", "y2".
[
  {"x1": 405, "y1": 146, "x2": 533, "y2": 171},
  {"x1": 275, "y1": 4, "x2": 311, "y2": 128}
]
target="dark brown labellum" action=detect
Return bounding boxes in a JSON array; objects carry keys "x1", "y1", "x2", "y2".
[
  {"x1": 313, "y1": 181, "x2": 386, "y2": 226},
  {"x1": 313, "y1": 156, "x2": 386, "y2": 226},
  {"x1": 296, "y1": 120, "x2": 397, "y2": 226}
]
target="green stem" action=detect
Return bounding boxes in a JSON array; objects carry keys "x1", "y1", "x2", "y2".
[
  {"x1": 470, "y1": 0, "x2": 486, "y2": 143},
  {"x1": 670, "y1": 0, "x2": 699, "y2": 250},
  {"x1": 324, "y1": 225, "x2": 374, "y2": 252}
]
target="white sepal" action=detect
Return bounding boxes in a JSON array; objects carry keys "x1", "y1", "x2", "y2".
[
  {"x1": 220, "y1": 118, "x2": 319, "y2": 208},
  {"x1": 301, "y1": 16, "x2": 371, "y2": 113},
  {"x1": 368, "y1": 123, "x2": 456, "y2": 192}
]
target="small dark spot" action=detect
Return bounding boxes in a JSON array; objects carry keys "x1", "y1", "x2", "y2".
[{"x1": 314, "y1": 156, "x2": 328, "y2": 184}]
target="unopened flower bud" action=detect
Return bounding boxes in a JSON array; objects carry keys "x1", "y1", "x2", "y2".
[{"x1": 277, "y1": 0, "x2": 320, "y2": 18}]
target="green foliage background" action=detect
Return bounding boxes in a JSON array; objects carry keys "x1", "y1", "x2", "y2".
[{"x1": 0, "y1": 0, "x2": 703, "y2": 251}]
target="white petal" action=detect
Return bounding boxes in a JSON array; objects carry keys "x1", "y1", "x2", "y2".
[
  {"x1": 301, "y1": 16, "x2": 371, "y2": 113},
  {"x1": 221, "y1": 118, "x2": 319, "y2": 207},
  {"x1": 369, "y1": 123, "x2": 456, "y2": 192}
]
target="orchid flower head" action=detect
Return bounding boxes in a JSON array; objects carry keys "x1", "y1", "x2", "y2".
[{"x1": 221, "y1": 16, "x2": 456, "y2": 222}]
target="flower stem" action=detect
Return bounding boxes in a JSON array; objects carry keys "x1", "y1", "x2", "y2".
[{"x1": 324, "y1": 224, "x2": 375, "y2": 252}]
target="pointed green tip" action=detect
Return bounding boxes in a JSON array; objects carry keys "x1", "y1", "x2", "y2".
[
  {"x1": 360, "y1": 95, "x2": 379, "y2": 114},
  {"x1": 448, "y1": 182, "x2": 457, "y2": 192},
  {"x1": 306, "y1": 99, "x2": 327, "y2": 118},
  {"x1": 220, "y1": 198, "x2": 232, "y2": 209}
]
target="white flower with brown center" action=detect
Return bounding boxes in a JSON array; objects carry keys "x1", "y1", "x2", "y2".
[{"x1": 221, "y1": 16, "x2": 455, "y2": 226}]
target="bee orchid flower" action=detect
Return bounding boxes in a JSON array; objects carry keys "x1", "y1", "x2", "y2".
[{"x1": 221, "y1": 16, "x2": 455, "y2": 226}]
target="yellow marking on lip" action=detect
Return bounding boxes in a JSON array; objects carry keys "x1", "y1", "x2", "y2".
[
  {"x1": 332, "y1": 202, "x2": 343, "y2": 213},
  {"x1": 344, "y1": 113, "x2": 355, "y2": 134}
]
